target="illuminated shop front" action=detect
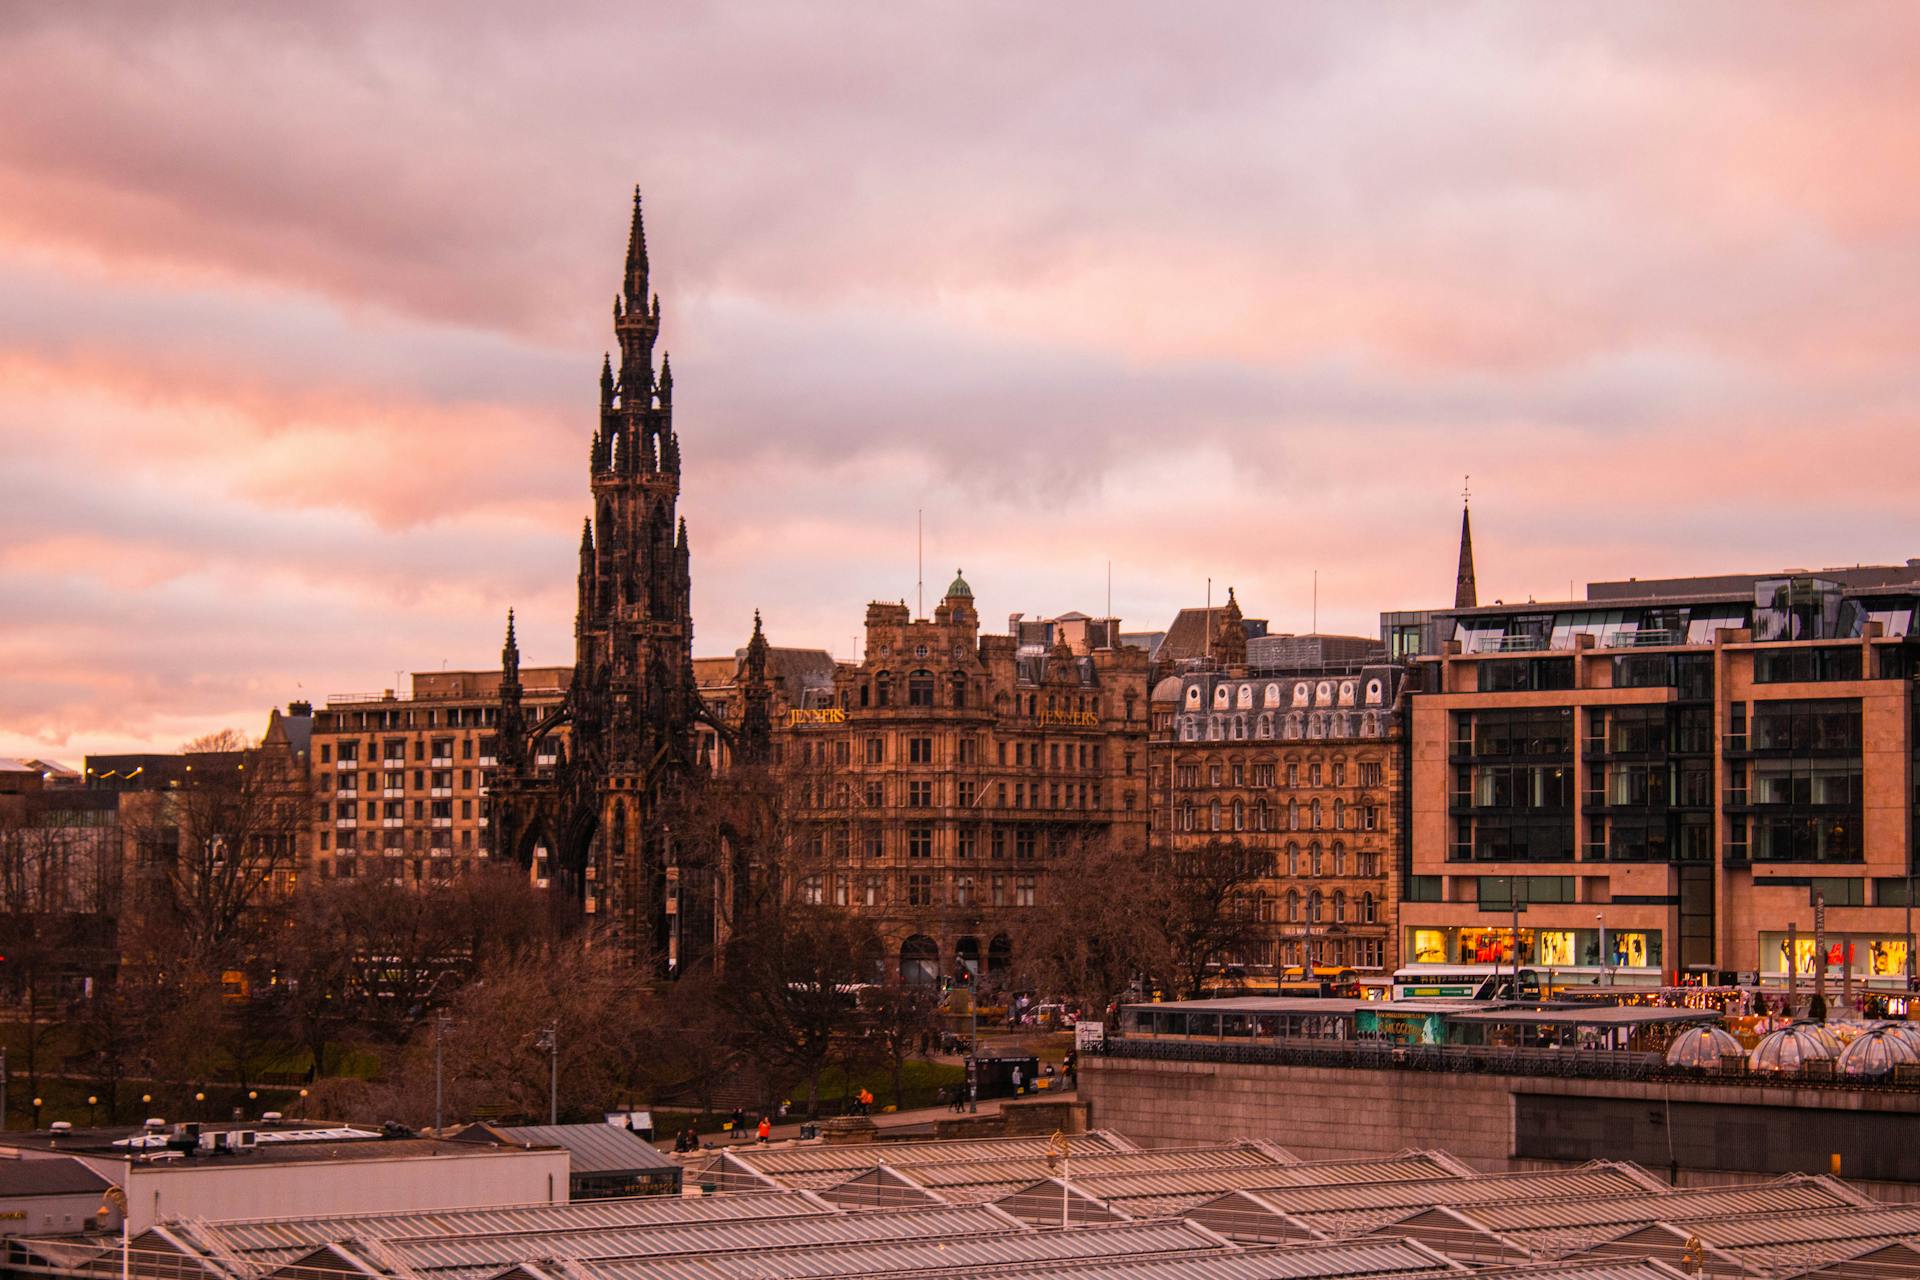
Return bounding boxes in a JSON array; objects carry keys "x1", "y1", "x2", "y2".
[
  {"x1": 1405, "y1": 926, "x2": 1662, "y2": 971},
  {"x1": 1759, "y1": 931, "x2": 1913, "y2": 984}
]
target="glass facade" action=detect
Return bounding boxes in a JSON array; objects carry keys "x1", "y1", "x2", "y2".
[
  {"x1": 1450, "y1": 709, "x2": 1574, "y2": 862},
  {"x1": 1404, "y1": 925, "x2": 1660, "y2": 969},
  {"x1": 1759, "y1": 931, "x2": 1911, "y2": 979}
]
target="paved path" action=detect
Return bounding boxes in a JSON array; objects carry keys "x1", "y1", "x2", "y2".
[{"x1": 664, "y1": 1081, "x2": 1077, "y2": 1151}]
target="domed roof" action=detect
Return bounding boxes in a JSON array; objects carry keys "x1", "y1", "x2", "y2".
[
  {"x1": 1151, "y1": 676, "x2": 1185, "y2": 703},
  {"x1": 945, "y1": 569, "x2": 972, "y2": 600},
  {"x1": 1664, "y1": 1025, "x2": 1744, "y2": 1070},
  {"x1": 1873, "y1": 1021, "x2": 1920, "y2": 1053},
  {"x1": 1838, "y1": 1028, "x2": 1920, "y2": 1077},
  {"x1": 1749, "y1": 1024, "x2": 1838, "y2": 1073}
]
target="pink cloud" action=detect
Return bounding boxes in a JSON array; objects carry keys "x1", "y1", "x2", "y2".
[{"x1": 2, "y1": 3, "x2": 1919, "y2": 756}]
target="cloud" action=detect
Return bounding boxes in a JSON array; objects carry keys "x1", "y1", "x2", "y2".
[{"x1": 2, "y1": 2, "x2": 1918, "y2": 756}]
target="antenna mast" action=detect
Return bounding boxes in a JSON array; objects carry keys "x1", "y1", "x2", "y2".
[{"x1": 916, "y1": 509, "x2": 924, "y2": 619}]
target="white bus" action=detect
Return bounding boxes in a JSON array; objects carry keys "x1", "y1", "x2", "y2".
[{"x1": 1391, "y1": 964, "x2": 1539, "y2": 1001}]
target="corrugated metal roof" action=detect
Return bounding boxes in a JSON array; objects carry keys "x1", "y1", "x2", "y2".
[
  {"x1": 724, "y1": 1132, "x2": 1134, "y2": 1178},
  {"x1": 186, "y1": 1190, "x2": 831, "y2": 1254},
  {"x1": 1180, "y1": 1167, "x2": 1661, "y2": 1234},
  {"x1": 493, "y1": 1126, "x2": 676, "y2": 1175},
  {"x1": 1469, "y1": 1177, "x2": 1858, "y2": 1234},
  {"x1": 841, "y1": 1143, "x2": 1301, "y2": 1203},
  {"x1": 1669, "y1": 1204, "x2": 1920, "y2": 1248},
  {"x1": 379, "y1": 1204, "x2": 1024, "y2": 1273},
  {"x1": 567, "y1": 1218, "x2": 1228, "y2": 1280},
  {"x1": 840, "y1": 1237, "x2": 1459, "y2": 1280},
  {"x1": 1047, "y1": 1154, "x2": 1477, "y2": 1216}
]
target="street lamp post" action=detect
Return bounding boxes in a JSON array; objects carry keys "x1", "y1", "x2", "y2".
[
  {"x1": 433, "y1": 1014, "x2": 451, "y2": 1133},
  {"x1": 535, "y1": 1025, "x2": 558, "y2": 1125},
  {"x1": 1596, "y1": 914, "x2": 1610, "y2": 987}
]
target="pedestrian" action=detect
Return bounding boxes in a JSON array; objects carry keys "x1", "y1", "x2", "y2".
[
  {"x1": 756, "y1": 1115, "x2": 771, "y2": 1144},
  {"x1": 731, "y1": 1106, "x2": 745, "y2": 1136},
  {"x1": 1012, "y1": 1065, "x2": 1024, "y2": 1094}
]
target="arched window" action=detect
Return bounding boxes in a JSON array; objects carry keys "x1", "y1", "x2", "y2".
[
  {"x1": 1256, "y1": 714, "x2": 1272, "y2": 739},
  {"x1": 1285, "y1": 890, "x2": 1301, "y2": 923},
  {"x1": 1208, "y1": 800, "x2": 1221, "y2": 831},
  {"x1": 908, "y1": 670, "x2": 935, "y2": 707},
  {"x1": 875, "y1": 672, "x2": 892, "y2": 707},
  {"x1": 1332, "y1": 841, "x2": 1346, "y2": 875},
  {"x1": 1286, "y1": 843, "x2": 1299, "y2": 876},
  {"x1": 1362, "y1": 891, "x2": 1377, "y2": 924},
  {"x1": 1232, "y1": 800, "x2": 1245, "y2": 831},
  {"x1": 1333, "y1": 798, "x2": 1345, "y2": 828},
  {"x1": 1308, "y1": 890, "x2": 1323, "y2": 923},
  {"x1": 1310, "y1": 799, "x2": 1322, "y2": 829},
  {"x1": 949, "y1": 671, "x2": 968, "y2": 708},
  {"x1": 1333, "y1": 891, "x2": 1346, "y2": 923},
  {"x1": 1287, "y1": 800, "x2": 1299, "y2": 831},
  {"x1": 1311, "y1": 842, "x2": 1323, "y2": 876}
]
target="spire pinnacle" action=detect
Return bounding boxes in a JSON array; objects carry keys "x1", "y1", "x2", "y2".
[
  {"x1": 623, "y1": 186, "x2": 649, "y2": 304},
  {"x1": 1455, "y1": 489, "x2": 1478, "y2": 610},
  {"x1": 502, "y1": 609, "x2": 521, "y2": 680}
]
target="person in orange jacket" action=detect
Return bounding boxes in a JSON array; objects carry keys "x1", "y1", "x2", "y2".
[
  {"x1": 756, "y1": 1115, "x2": 772, "y2": 1144},
  {"x1": 856, "y1": 1088, "x2": 873, "y2": 1116}
]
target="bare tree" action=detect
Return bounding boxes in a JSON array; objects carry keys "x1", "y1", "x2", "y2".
[
  {"x1": 125, "y1": 731, "x2": 312, "y2": 968},
  {"x1": 1155, "y1": 839, "x2": 1272, "y2": 1000},
  {"x1": 311, "y1": 938, "x2": 654, "y2": 1127},
  {"x1": 1014, "y1": 833, "x2": 1167, "y2": 1014},
  {"x1": 720, "y1": 902, "x2": 876, "y2": 1117},
  {"x1": 860, "y1": 981, "x2": 942, "y2": 1109}
]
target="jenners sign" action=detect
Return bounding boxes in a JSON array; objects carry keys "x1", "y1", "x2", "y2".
[{"x1": 786, "y1": 707, "x2": 847, "y2": 726}]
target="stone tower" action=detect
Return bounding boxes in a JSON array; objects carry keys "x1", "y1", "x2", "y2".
[{"x1": 491, "y1": 188, "x2": 703, "y2": 966}]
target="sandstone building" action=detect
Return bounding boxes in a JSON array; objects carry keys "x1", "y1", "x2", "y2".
[
  {"x1": 1149, "y1": 592, "x2": 1407, "y2": 975},
  {"x1": 772, "y1": 575, "x2": 1150, "y2": 983}
]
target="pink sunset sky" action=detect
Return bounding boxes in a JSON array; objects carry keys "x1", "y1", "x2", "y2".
[{"x1": 3, "y1": 4, "x2": 1918, "y2": 759}]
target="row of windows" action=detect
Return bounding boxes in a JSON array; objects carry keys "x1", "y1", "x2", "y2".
[
  {"x1": 332, "y1": 798, "x2": 476, "y2": 821},
  {"x1": 797, "y1": 823, "x2": 1070, "y2": 861},
  {"x1": 795, "y1": 871, "x2": 1038, "y2": 909},
  {"x1": 793, "y1": 735, "x2": 1120, "y2": 772},
  {"x1": 323, "y1": 828, "x2": 479, "y2": 853},
  {"x1": 1171, "y1": 760, "x2": 1385, "y2": 789},
  {"x1": 321, "y1": 735, "x2": 500, "y2": 765},
  {"x1": 1176, "y1": 798, "x2": 1379, "y2": 833},
  {"x1": 321, "y1": 768, "x2": 489, "y2": 793},
  {"x1": 1179, "y1": 711, "x2": 1388, "y2": 742}
]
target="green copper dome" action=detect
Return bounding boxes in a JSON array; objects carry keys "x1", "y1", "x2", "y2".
[{"x1": 946, "y1": 569, "x2": 973, "y2": 599}]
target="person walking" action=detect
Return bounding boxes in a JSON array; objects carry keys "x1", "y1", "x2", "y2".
[
  {"x1": 1011, "y1": 1065, "x2": 1024, "y2": 1095},
  {"x1": 756, "y1": 1115, "x2": 772, "y2": 1144},
  {"x1": 730, "y1": 1106, "x2": 745, "y2": 1137}
]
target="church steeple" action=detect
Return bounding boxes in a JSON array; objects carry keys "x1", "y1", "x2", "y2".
[{"x1": 1455, "y1": 482, "x2": 1478, "y2": 610}]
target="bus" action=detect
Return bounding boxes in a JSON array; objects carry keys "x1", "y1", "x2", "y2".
[
  {"x1": 1277, "y1": 966, "x2": 1363, "y2": 998},
  {"x1": 1391, "y1": 964, "x2": 1539, "y2": 1001}
]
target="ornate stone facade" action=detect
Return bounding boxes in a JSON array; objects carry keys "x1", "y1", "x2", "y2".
[
  {"x1": 774, "y1": 577, "x2": 1150, "y2": 983},
  {"x1": 489, "y1": 191, "x2": 717, "y2": 966},
  {"x1": 1149, "y1": 656, "x2": 1408, "y2": 974}
]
